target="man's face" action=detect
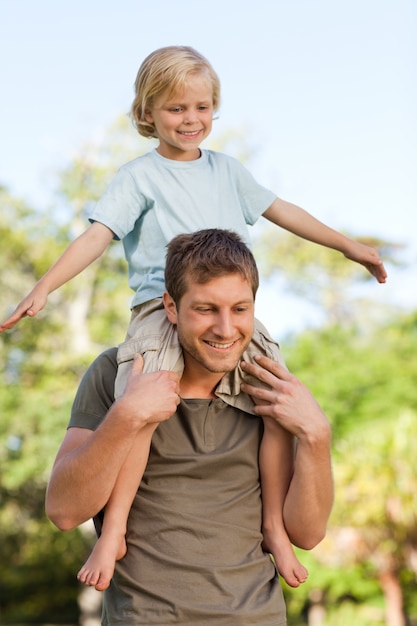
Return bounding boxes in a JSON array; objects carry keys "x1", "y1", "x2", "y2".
[{"x1": 164, "y1": 273, "x2": 255, "y2": 377}]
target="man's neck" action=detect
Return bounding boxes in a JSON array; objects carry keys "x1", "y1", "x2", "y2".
[{"x1": 179, "y1": 368, "x2": 224, "y2": 400}]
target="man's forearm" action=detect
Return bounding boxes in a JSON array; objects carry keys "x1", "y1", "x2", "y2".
[
  {"x1": 283, "y1": 428, "x2": 334, "y2": 550},
  {"x1": 46, "y1": 419, "x2": 143, "y2": 529},
  {"x1": 239, "y1": 356, "x2": 334, "y2": 549},
  {"x1": 46, "y1": 360, "x2": 180, "y2": 530}
]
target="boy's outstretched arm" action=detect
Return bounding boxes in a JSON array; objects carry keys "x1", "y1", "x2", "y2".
[
  {"x1": 263, "y1": 198, "x2": 387, "y2": 284},
  {"x1": 0, "y1": 222, "x2": 114, "y2": 332}
]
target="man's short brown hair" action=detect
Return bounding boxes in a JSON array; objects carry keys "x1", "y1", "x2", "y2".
[{"x1": 165, "y1": 229, "x2": 259, "y2": 305}]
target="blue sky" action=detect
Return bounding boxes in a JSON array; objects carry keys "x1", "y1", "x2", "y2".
[{"x1": 1, "y1": 0, "x2": 416, "y2": 334}]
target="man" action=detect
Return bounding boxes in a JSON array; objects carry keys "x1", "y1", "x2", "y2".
[{"x1": 46, "y1": 229, "x2": 333, "y2": 625}]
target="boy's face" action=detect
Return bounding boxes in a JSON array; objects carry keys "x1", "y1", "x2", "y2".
[
  {"x1": 145, "y1": 72, "x2": 214, "y2": 161},
  {"x1": 163, "y1": 272, "x2": 254, "y2": 378}
]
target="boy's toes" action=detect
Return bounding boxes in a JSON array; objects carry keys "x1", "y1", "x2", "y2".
[{"x1": 95, "y1": 575, "x2": 111, "y2": 592}]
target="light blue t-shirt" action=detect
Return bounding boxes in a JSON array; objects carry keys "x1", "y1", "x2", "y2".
[{"x1": 89, "y1": 149, "x2": 276, "y2": 308}]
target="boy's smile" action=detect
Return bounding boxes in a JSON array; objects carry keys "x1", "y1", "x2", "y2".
[{"x1": 145, "y1": 71, "x2": 214, "y2": 161}]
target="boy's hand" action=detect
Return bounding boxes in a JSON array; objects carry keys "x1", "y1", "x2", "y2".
[
  {"x1": 344, "y1": 241, "x2": 387, "y2": 284},
  {"x1": 0, "y1": 287, "x2": 48, "y2": 332}
]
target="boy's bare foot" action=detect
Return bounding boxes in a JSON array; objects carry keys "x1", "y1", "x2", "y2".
[
  {"x1": 263, "y1": 527, "x2": 308, "y2": 588},
  {"x1": 77, "y1": 534, "x2": 127, "y2": 591}
]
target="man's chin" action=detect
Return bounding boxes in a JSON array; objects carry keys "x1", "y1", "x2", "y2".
[{"x1": 204, "y1": 356, "x2": 243, "y2": 374}]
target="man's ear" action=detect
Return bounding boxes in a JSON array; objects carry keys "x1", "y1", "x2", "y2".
[{"x1": 163, "y1": 291, "x2": 178, "y2": 324}]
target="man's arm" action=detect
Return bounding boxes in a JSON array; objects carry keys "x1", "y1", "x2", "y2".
[
  {"x1": 45, "y1": 355, "x2": 180, "y2": 531},
  {"x1": 240, "y1": 355, "x2": 334, "y2": 549}
]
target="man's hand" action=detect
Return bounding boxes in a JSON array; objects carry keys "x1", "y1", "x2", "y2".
[
  {"x1": 117, "y1": 354, "x2": 181, "y2": 429},
  {"x1": 242, "y1": 354, "x2": 334, "y2": 549},
  {"x1": 240, "y1": 355, "x2": 330, "y2": 442}
]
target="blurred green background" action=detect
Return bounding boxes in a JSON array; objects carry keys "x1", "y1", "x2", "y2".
[{"x1": 1, "y1": 118, "x2": 416, "y2": 626}]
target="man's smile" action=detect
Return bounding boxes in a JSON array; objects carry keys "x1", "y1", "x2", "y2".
[{"x1": 204, "y1": 339, "x2": 239, "y2": 350}]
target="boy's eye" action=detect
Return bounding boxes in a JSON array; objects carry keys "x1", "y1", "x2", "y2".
[{"x1": 170, "y1": 107, "x2": 182, "y2": 113}]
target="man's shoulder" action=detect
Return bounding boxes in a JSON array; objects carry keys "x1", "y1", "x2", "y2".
[
  {"x1": 89, "y1": 346, "x2": 118, "y2": 373},
  {"x1": 69, "y1": 348, "x2": 118, "y2": 430},
  {"x1": 77, "y1": 348, "x2": 117, "y2": 404}
]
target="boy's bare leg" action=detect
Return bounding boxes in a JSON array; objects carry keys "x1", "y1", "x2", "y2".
[
  {"x1": 77, "y1": 423, "x2": 156, "y2": 591},
  {"x1": 260, "y1": 418, "x2": 309, "y2": 587}
]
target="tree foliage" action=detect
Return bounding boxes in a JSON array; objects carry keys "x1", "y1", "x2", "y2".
[
  {"x1": 0, "y1": 118, "x2": 145, "y2": 622},
  {"x1": 283, "y1": 314, "x2": 417, "y2": 441},
  {"x1": 282, "y1": 313, "x2": 417, "y2": 625},
  {"x1": 0, "y1": 119, "x2": 416, "y2": 625}
]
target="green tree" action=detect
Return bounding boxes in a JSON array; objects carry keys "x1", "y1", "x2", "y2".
[
  {"x1": 283, "y1": 315, "x2": 417, "y2": 440},
  {"x1": 326, "y1": 410, "x2": 417, "y2": 626},
  {"x1": 282, "y1": 314, "x2": 417, "y2": 626},
  {"x1": 0, "y1": 118, "x2": 147, "y2": 622},
  {"x1": 0, "y1": 189, "x2": 91, "y2": 621}
]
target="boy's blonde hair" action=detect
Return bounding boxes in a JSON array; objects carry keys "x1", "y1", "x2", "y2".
[{"x1": 131, "y1": 46, "x2": 221, "y2": 139}]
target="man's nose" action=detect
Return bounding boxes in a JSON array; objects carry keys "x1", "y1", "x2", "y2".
[{"x1": 213, "y1": 312, "x2": 234, "y2": 337}]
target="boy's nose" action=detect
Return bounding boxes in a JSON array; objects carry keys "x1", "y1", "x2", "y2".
[{"x1": 184, "y1": 110, "x2": 199, "y2": 124}]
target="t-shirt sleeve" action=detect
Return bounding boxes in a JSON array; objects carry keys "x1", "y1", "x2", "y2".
[
  {"x1": 228, "y1": 156, "x2": 277, "y2": 225},
  {"x1": 88, "y1": 164, "x2": 146, "y2": 241},
  {"x1": 68, "y1": 347, "x2": 118, "y2": 431}
]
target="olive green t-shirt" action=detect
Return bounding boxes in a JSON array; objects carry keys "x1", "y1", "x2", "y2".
[{"x1": 69, "y1": 348, "x2": 286, "y2": 625}]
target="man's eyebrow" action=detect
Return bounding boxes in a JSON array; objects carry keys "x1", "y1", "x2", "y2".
[{"x1": 191, "y1": 299, "x2": 254, "y2": 306}]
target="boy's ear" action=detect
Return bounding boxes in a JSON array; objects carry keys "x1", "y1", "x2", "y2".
[
  {"x1": 144, "y1": 109, "x2": 153, "y2": 123},
  {"x1": 163, "y1": 291, "x2": 178, "y2": 324}
]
